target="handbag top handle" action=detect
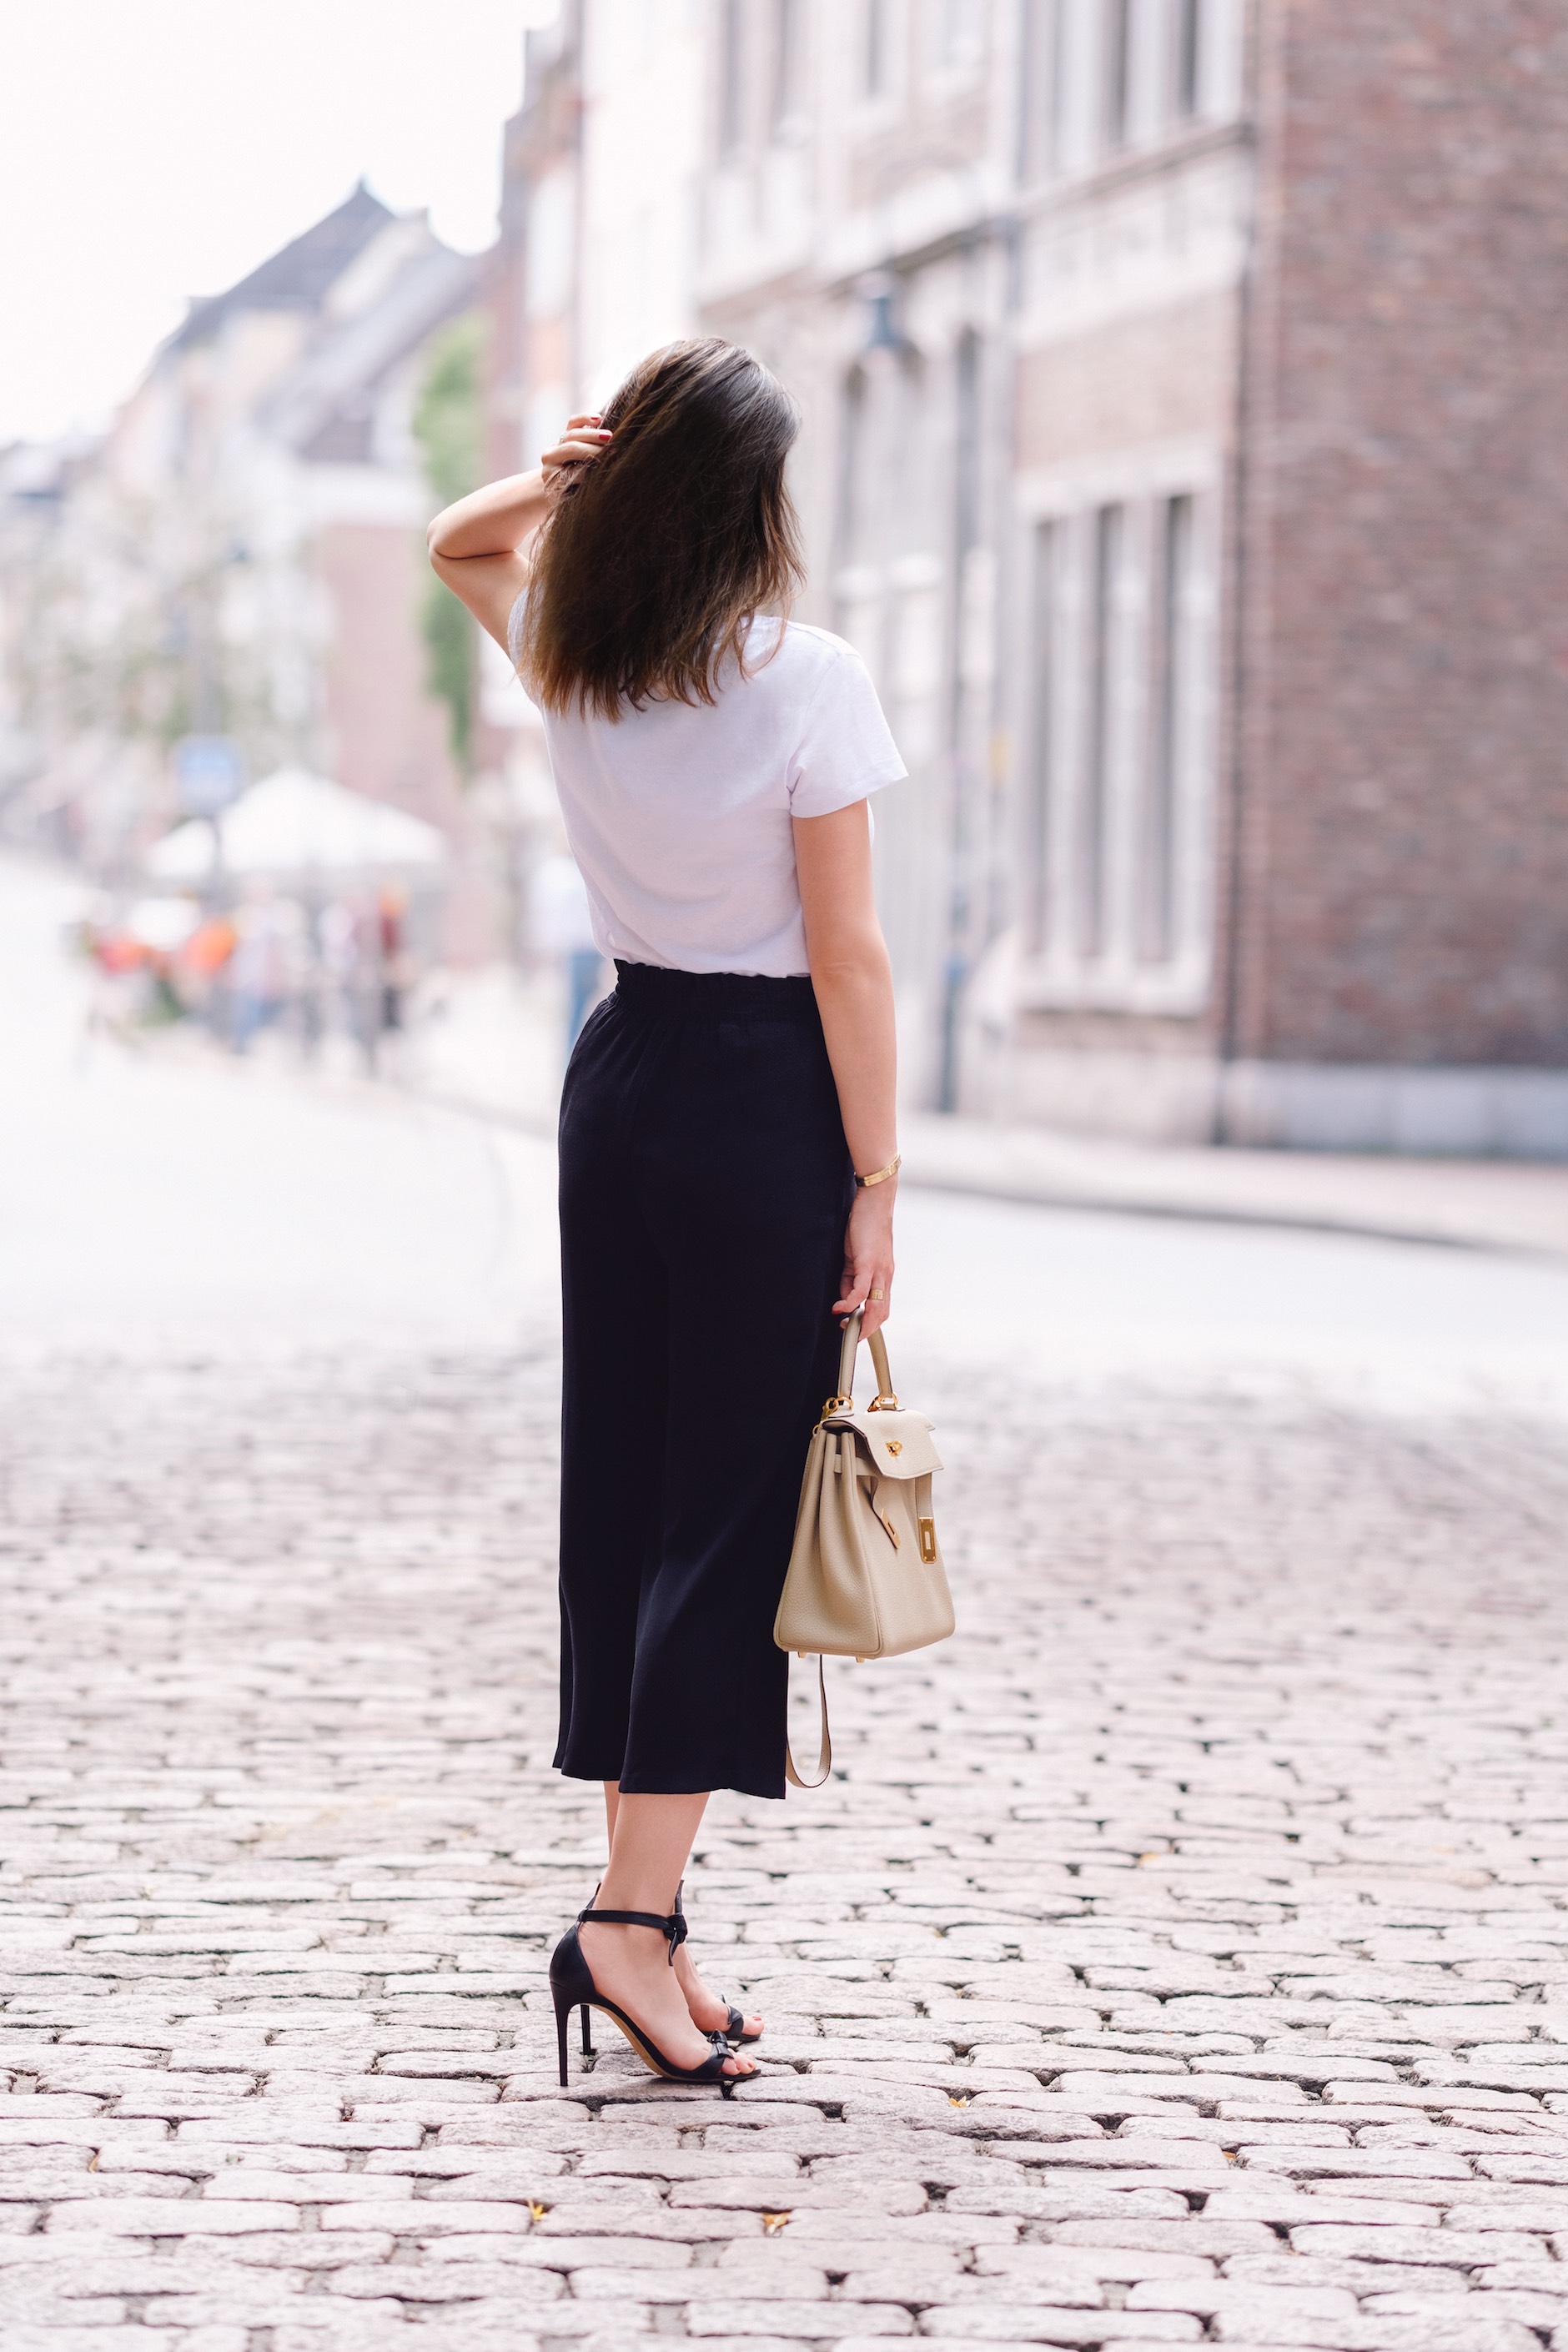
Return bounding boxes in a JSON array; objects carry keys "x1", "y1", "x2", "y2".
[{"x1": 832, "y1": 1310, "x2": 897, "y2": 1412}]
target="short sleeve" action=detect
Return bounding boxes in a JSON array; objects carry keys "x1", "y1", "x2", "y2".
[{"x1": 786, "y1": 642, "x2": 907, "y2": 817}]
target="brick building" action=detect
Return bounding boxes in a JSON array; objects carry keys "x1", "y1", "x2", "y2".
[
  {"x1": 1226, "y1": 4, "x2": 1568, "y2": 1153},
  {"x1": 493, "y1": 1, "x2": 1568, "y2": 1153}
]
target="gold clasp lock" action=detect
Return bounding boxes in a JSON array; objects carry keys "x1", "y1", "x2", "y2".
[
  {"x1": 918, "y1": 1517, "x2": 937, "y2": 1562},
  {"x1": 884, "y1": 1438, "x2": 902, "y2": 1456}
]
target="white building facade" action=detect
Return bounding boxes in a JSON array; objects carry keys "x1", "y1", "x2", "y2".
[
  {"x1": 495, "y1": 0, "x2": 1251, "y2": 1126},
  {"x1": 491, "y1": 3, "x2": 1568, "y2": 1154},
  {"x1": 697, "y1": 0, "x2": 1250, "y2": 1125}
]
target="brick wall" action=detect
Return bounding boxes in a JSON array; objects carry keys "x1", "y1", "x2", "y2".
[
  {"x1": 315, "y1": 522, "x2": 499, "y2": 962},
  {"x1": 1233, "y1": 0, "x2": 1568, "y2": 1068},
  {"x1": 1017, "y1": 289, "x2": 1239, "y2": 475},
  {"x1": 317, "y1": 522, "x2": 460, "y2": 827}
]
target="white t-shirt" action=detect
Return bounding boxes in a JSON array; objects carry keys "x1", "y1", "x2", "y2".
[{"x1": 509, "y1": 598, "x2": 906, "y2": 977}]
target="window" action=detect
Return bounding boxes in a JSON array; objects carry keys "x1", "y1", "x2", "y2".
[
  {"x1": 1138, "y1": 495, "x2": 1192, "y2": 962},
  {"x1": 952, "y1": 329, "x2": 982, "y2": 565},
  {"x1": 1103, "y1": 0, "x2": 1132, "y2": 149},
  {"x1": 833, "y1": 350, "x2": 944, "y2": 724},
  {"x1": 1018, "y1": 0, "x2": 1064, "y2": 180},
  {"x1": 1026, "y1": 523, "x2": 1058, "y2": 949},
  {"x1": 771, "y1": 0, "x2": 803, "y2": 129},
  {"x1": 1077, "y1": 502, "x2": 1123, "y2": 957},
  {"x1": 890, "y1": 349, "x2": 932, "y2": 560},
  {"x1": 1023, "y1": 483, "x2": 1217, "y2": 1001},
  {"x1": 838, "y1": 368, "x2": 870, "y2": 565},
  {"x1": 865, "y1": 0, "x2": 892, "y2": 96},
  {"x1": 933, "y1": 0, "x2": 982, "y2": 69},
  {"x1": 1176, "y1": 0, "x2": 1203, "y2": 117},
  {"x1": 525, "y1": 167, "x2": 575, "y2": 319},
  {"x1": 719, "y1": 0, "x2": 746, "y2": 154}
]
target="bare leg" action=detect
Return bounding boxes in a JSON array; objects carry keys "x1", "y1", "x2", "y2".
[
  {"x1": 600, "y1": 1782, "x2": 762, "y2": 2043},
  {"x1": 578, "y1": 1791, "x2": 755, "y2": 2078}
]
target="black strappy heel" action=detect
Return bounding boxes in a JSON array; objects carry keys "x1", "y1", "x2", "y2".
[
  {"x1": 549, "y1": 1901, "x2": 749, "y2": 2097},
  {"x1": 673, "y1": 1881, "x2": 762, "y2": 2044}
]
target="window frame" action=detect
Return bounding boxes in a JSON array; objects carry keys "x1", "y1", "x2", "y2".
[
  {"x1": 1016, "y1": 0, "x2": 1065, "y2": 184},
  {"x1": 770, "y1": 0, "x2": 807, "y2": 137},
  {"x1": 1014, "y1": 448, "x2": 1223, "y2": 1015},
  {"x1": 716, "y1": 0, "x2": 748, "y2": 159},
  {"x1": 1175, "y1": 0, "x2": 1204, "y2": 119}
]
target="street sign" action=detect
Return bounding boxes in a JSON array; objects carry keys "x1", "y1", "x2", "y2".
[{"x1": 173, "y1": 736, "x2": 245, "y2": 818}]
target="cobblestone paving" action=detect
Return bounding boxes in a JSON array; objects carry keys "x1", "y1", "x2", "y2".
[{"x1": 2, "y1": 1346, "x2": 1567, "y2": 2352}]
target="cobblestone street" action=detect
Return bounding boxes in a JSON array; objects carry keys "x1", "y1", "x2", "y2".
[
  {"x1": 5, "y1": 863, "x2": 1568, "y2": 2349},
  {"x1": 5, "y1": 1344, "x2": 1568, "y2": 2352}
]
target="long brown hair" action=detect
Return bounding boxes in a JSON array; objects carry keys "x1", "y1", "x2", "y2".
[{"x1": 516, "y1": 338, "x2": 806, "y2": 720}]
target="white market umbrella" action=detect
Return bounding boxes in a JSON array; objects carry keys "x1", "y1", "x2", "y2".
[
  {"x1": 146, "y1": 766, "x2": 448, "y2": 883},
  {"x1": 125, "y1": 896, "x2": 202, "y2": 950}
]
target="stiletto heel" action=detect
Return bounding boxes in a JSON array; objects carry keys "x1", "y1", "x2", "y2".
[
  {"x1": 580, "y1": 2005, "x2": 593, "y2": 2055},
  {"x1": 674, "y1": 1882, "x2": 762, "y2": 2045},
  {"x1": 548, "y1": 1901, "x2": 749, "y2": 2098}
]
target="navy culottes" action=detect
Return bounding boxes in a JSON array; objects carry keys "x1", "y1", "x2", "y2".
[{"x1": 554, "y1": 960, "x2": 853, "y2": 1799}]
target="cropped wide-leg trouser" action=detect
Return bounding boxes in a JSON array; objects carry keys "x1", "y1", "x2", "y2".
[{"x1": 554, "y1": 960, "x2": 854, "y2": 1800}]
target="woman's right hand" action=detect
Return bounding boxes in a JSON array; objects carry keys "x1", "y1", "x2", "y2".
[
  {"x1": 541, "y1": 415, "x2": 613, "y2": 484},
  {"x1": 836, "y1": 1179, "x2": 896, "y2": 1341}
]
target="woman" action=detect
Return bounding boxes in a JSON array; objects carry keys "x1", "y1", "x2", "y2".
[{"x1": 428, "y1": 339, "x2": 904, "y2": 2095}]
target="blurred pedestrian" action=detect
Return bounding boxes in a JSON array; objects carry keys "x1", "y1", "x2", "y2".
[
  {"x1": 79, "y1": 902, "x2": 148, "y2": 1048},
  {"x1": 529, "y1": 848, "x2": 604, "y2": 1053},
  {"x1": 319, "y1": 897, "x2": 358, "y2": 1041},
  {"x1": 320, "y1": 895, "x2": 379, "y2": 1068},
  {"x1": 229, "y1": 885, "x2": 301, "y2": 1053},
  {"x1": 377, "y1": 884, "x2": 410, "y2": 1042}
]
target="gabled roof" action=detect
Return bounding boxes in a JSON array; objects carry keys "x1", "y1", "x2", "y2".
[
  {"x1": 269, "y1": 243, "x2": 479, "y2": 461},
  {"x1": 170, "y1": 183, "x2": 395, "y2": 352}
]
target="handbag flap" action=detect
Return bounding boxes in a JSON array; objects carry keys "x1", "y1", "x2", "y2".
[{"x1": 822, "y1": 1409, "x2": 942, "y2": 1479}]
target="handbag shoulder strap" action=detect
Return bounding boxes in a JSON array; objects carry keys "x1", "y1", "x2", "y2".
[
  {"x1": 836, "y1": 1311, "x2": 898, "y2": 1410},
  {"x1": 784, "y1": 1655, "x2": 832, "y2": 1790},
  {"x1": 790, "y1": 1314, "x2": 899, "y2": 1792}
]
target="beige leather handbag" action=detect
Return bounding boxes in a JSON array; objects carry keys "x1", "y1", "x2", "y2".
[{"x1": 774, "y1": 1311, "x2": 952, "y2": 1787}]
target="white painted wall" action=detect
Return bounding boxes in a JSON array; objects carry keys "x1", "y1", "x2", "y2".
[{"x1": 579, "y1": 0, "x2": 705, "y2": 407}]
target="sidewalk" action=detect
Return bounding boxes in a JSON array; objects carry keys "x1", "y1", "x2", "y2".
[
  {"x1": 900, "y1": 1110, "x2": 1568, "y2": 1259},
  {"x1": 413, "y1": 962, "x2": 1568, "y2": 1262}
]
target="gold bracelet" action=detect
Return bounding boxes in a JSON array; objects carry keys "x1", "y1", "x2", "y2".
[{"x1": 855, "y1": 1153, "x2": 902, "y2": 1189}]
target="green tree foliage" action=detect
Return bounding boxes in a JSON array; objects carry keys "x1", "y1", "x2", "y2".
[
  {"x1": 420, "y1": 575, "x2": 475, "y2": 775},
  {"x1": 413, "y1": 312, "x2": 489, "y2": 772}
]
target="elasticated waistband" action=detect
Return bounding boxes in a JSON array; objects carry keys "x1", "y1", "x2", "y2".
[{"x1": 612, "y1": 960, "x2": 820, "y2": 1022}]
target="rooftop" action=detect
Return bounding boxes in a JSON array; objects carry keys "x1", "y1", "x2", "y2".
[{"x1": 170, "y1": 183, "x2": 395, "y2": 352}]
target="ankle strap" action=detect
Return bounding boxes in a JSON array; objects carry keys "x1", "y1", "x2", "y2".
[{"x1": 577, "y1": 1903, "x2": 688, "y2": 1964}]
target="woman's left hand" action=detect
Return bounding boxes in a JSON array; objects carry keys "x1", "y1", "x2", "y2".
[
  {"x1": 540, "y1": 414, "x2": 613, "y2": 483},
  {"x1": 835, "y1": 1182, "x2": 895, "y2": 1339}
]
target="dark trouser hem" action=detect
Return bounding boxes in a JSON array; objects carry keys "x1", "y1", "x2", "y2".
[{"x1": 554, "y1": 1756, "x2": 787, "y2": 1802}]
